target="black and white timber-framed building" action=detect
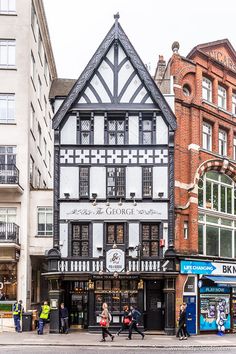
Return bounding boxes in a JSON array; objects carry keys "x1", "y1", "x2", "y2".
[{"x1": 47, "y1": 15, "x2": 177, "y2": 334}]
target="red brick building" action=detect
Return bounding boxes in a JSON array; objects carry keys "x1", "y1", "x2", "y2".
[{"x1": 155, "y1": 39, "x2": 236, "y2": 334}]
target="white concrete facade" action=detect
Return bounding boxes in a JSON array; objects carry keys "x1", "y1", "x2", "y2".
[{"x1": 0, "y1": 0, "x2": 56, "y2": 310}]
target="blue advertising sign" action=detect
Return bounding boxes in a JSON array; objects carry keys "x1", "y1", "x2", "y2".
[
  {"x1": 200, "y1": 287, "x2": 230, "y2": 294},
  {"x1": 180, "y1": 261, "x2": 216, "y2": 275}
]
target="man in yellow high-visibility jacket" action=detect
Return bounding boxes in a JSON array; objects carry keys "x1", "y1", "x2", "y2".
[
  {"x1": 38, "y1": 301, "x2": 50, "y2": 335},
  {"x1": 13, "y1": 300, "x2": 23, "y2": 332}
]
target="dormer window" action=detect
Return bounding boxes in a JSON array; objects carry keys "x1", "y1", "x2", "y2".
[
  {"x1": 218, "y1": 85, "x2": 227, "y2": 110},
  {"x1": 202, "y1": 77, "x2": 212, "y2": 102}
]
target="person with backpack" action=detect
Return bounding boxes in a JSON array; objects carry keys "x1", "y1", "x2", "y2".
[
  {"x1": 116, "y1": 305, "x2": 131, "y2": 336},
  {"x1": 38, "y1": 301, "x2": 50, "y2": 335},
  {"x1": 99, "y1": 302, "x2": 114, "y2": 342},
  {"x1": 13, "y1": 300, "x2": 23, "y2": 332},
  {"x1": 127, "y1": 305, "x2": 145, "y2": 340}
]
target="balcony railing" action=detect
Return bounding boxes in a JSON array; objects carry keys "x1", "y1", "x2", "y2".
[
  {"x1": 0, "y1": 164, "x2": 19, "y2": 185},
  {"x1": 0, "y1": 222, "x2": 19, "y2": 243},
  {"x1": 57, "y1": 257, "x2": 163, "y2": 273}
]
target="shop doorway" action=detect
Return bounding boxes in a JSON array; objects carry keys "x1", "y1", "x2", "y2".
[
  {"x1": 146, "y1": 280, "x2": 164, "y2": 330},
  {"x1": 63, "y1": 281, "x2": 89, "y2": 329},
  {"x1": 183, "y1": 295, "x2": 196, "y2": 334}
]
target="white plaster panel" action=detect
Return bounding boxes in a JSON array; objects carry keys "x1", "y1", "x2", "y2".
[
  {"x1": 164, "y1": 94, "x2": 175, "y2": 111},
  {"x1": 94, "y1": 115, "x2": 105, "y2": 145},
  {"x1": 54, "y1": 99, "x2": 64, "y2": 113},
  {"x1": 128, "y1": 223, "x2": 139, "y2": 257},
  {"x1": 128, "y1": 116, "x2": 139, "y2": 145},
  {"x1": 133, "y1": 86, "x2": 149, "y2": 103},
  {"x1": 153, "y1": 166, "x2": 168, "y2": 199},
  {"x1": 118, "y1": 60, "x2": 134, "y2": 95},
  {"x1": 61, "y1": 115, "x2": 77, "y2": 145},
  {"x1": 118, "y1": 46, "x2": 126, "y2": 64},
  {"x1": 98, "y1": 60, "x2": 114, "y2": 95},
  {"x1": 106, "y1": 45, "x2": 114, "y2": 64},
  {"x1": 60, "y1": 223, "x2": 68, "y2": 257},
  {"x1": 90, "y1": 74, "x2": 111, "y2": 103},
  {"x1": 78, "y1": 96, "x2": 86, "y2": 103},
  {"x1": 84, "y1": 86, "x2": 98, "y2": 103},
  {"x1": 90, "y1": 167, "x2": 106, "y2": 199},
  {"x1": 126, "y1": 167, "x2": 142, "y2": 199},
  {"x1": 60, "y1": 167, "x2": 79, "y2": 199},
  {"x1": 145, "y1": 97, "x2": 153, "y2": 103},
  {"x1": 156, "y1": 115, "x2": 168, "y2": 145},
  {"x1": 93, "y1": 223, "x2": 103, "y2": 257},
  {"x1": 120, "y1": 74, "x2": 141, "y2": 103}
]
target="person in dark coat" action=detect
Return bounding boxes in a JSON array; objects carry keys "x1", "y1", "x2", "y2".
[
  {"x1": 60, "y1": 303, "x2": 69, "y2": 334},
  {"x1": 116, "y1": 305, "x2": 131, "y2": 336},
  {"x1": 127, "y1": 305, "x2": 144, "y2": 340},
  {"x1": 176, "y1": 304, "x2": 187, "y2": 340}
]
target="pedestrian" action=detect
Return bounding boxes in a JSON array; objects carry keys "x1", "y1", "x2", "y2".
[
  {"x1": 176, "y1": 304, "x2": 187, "y2": 340},
  {"x1": 99, "y1": 302, "x2": 114, "y2": 342},
  {"x1": 13, "y1": 300, "x2": 23, "y2": 333},
  {"x1": 116, "y1": 305, "x2": 131, "y2": 336},
  {"x1": 127, "y1": 305, "x2": 144, "y2": 340},
  {"x1": 182, "y1": 302, "x2": 190, "y2": 337},
  {"x1": 60, "y1": 303, "x2": 69, "y2": 334},
  {"x1": 38, "y1": 301, "x2": 50, "y2": 335},
  {"x1": 0, "y1": 290, "x2": 6, "y2": 300}
]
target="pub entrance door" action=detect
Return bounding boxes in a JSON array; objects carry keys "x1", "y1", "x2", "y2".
[{"x1": 145, "y1": 280, "x2": 165, "y2": 330}]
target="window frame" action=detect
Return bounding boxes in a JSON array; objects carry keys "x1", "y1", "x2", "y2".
[
  {"x1": 79, "y1": 167, "x2": 89, "y2": 198},
  {"x1": 107, "y1": 166, "x2": 125, "y2": 198},
  {"x1": 37, "y1": 206, "x2": 53, "y2": 237},
  {"x1": 0, "y1": 93, "x2": 15, "y2": 123},
  {"x1": 141, "y1": 118, "x2": 154, "y2": 145},
  {"x1": 71, "y1": 223, "x2": 90, "y2": 257},
  {"x1": 232, "y1": 92, "x2": 236, "y2": 115},
  {"x1": 0, "y1": 0, "x2": 16, "y2": 14},
  {"x1": 202, "y1": 77, "x2": 212, "y2": 102},
  {"x1": 106, "y1": 223, "x2": 125, "y2": 245},
  {"x1": 107, "y1": 118, "x2": 126, "y2": 145},
  {"x1": 0, "y1": 39, "x2": 16, "y2": 68},
  {"x1": 141, "y1": 223, "x2": 160, "y2": 258},
  {"x1": 202, "y1": 121, "x2": 212, "y2": 151},
  {"x1": 219, "y1": 128, "x2": 227, "y2": 156},
  {"x1": 142, "y1": 166, "x2": 153, "y2": 198},
  {"x1": 218, "y1": 85, "x2": 227, "y2": 110}
]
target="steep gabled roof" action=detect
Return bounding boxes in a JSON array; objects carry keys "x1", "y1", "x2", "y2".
[{"x1": 52, "y1": 19, "x2": 176, "y2": 130}]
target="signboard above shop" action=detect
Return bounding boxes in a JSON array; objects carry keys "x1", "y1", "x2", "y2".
[
  {"x1": 60, "y1": 202, "x2": 168, "y2": 221},
  {"x1": 180, "y1": 260, "x2": 236, "y2": 276}
]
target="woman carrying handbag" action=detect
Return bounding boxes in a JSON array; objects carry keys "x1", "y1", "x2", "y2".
[
  {"x1": 99, "y1": 302, "x2": 114, "y2": 342},
  {"x1": 116, "y1": 305, "x2": 131, "y2": 336}
]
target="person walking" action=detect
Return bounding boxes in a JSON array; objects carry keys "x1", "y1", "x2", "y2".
[
  {"x1": 176, "y1": 304, "x2": 187, "y2": 340},
  {"x1": 99, "y1": 302, "x2": 114, "y2": 342},
  {"x1": 38, "y1": 301, "x2": 50, "y2": 335},
  {"x1": 127, "y1": 305, "x2": 144, "y2": 340},
  {"x1": 116, "y1": 305, "x2": 131, "y2": 336},
  {"x1": 13, "y1": 300, "x2": 23, "y2": 332},
  {"x1": 60, "y1": 303, "x2": 69, "y2": 334}
]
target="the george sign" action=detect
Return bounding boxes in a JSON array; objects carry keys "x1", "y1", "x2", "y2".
[
  {"x1": 181, "y1": 260, "x2": 236, "y2": 276},
  {"x1": 60, "y1": 202, "x2": 168, "y2": 221},
  {"x1": 106, "y1": 248, "x2": 125, "y2": 273}
]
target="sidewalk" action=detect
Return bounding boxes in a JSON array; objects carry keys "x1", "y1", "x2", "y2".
[{"x1": 1, "y1": 331, "x2": 236, "y2": 348}]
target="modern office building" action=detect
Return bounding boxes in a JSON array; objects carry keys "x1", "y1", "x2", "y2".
[
  {"x1": 0, "y1": 0, "x2": 56, "y2": 316},
  {"x1": 155, "y1": 39, "x2": 236, "y2": 334},
  {"x1": 47, "y1": 16, "x2": 177, "y2": 333}
]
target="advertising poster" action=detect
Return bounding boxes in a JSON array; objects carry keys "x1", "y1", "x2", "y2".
[{"x1": 200, "y1": 294, "x2": 231, "y2": 331}]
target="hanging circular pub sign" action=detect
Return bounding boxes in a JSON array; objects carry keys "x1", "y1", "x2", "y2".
[{"x1": 106, "y1": 249, "x2": 125, "y2": 273}]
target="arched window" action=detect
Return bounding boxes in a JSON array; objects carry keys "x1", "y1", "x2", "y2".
[{"x1": 198, "y1": 171, "x2": 236, "y2": 258}]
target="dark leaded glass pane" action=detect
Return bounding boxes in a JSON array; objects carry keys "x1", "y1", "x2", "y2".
[
  {"x1": 142, "y1": 242, "x2": 149, "y2": 257},
  {"x1": 143, "y1": 132, "x2": 152, "y2": 144},
  {"x1": 142, "y1": 120, "x2": 152, "y2": 130},
  {"x1": 143, "y1": 167, "x2": 152, "y2": 197},
  {"x1": 116, "y1": 224, "x2": 124, "y2": 244},
  {"x1": 151, "y1": 225, "x2": 158, "y2": 240},
  {"x1": 72, "y1": 224, "x2": 89, "y2": 257},
  {"x1": 142, "y1": 225, "x2": 149, "y2": 240},
  {"x1": 81, "y1": 120, "x2": 90, "y2": 131},
  {"x1": 81, "y1": 132, "x2": 90, "y2": 144},
  {"x1": 107, "y1": 224, "x2": 115, "y2": 244},
  {"x1": 151, "y1": 242, "x2": 158, "y2": 256},
  {"x1": 117, "y1": 121, "x2": 124, "y2": 131},
  {"x1": 117, "y1": 132, "x2": 124, "y2": 144},
  {"x1": 116, "y1": 168, "x2": 125, "y2": 196},
  {"x1": 108, "y1": 132, "x2": 116, "y2": 144},
  {"x1": 73, "y1": 225, "x2": 80, "y2": 240},
  {"x1": 107, "y1": 168, "x2": 116, "y2": 197},
  {"x1": 81, "y1": 225, "x2": 89, "y2": 240},
  {"x1": 108, "y1": 120, "x2": 116, "y2": 131}
]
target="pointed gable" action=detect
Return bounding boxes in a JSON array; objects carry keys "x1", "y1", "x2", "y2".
[
  {"x1": 187, "y1": 39, "x2": 236, "y2": 73},
  {"x1": 52, "y1": 20, "x2": 176, "y2": 130}
]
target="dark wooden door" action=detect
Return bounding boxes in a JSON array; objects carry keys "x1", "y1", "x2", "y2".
[{"x1": 146, "y1": 281, "x2": 165, "y2": 330}]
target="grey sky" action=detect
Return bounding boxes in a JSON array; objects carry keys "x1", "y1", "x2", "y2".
[{"x1": 43, "y1": 0, "x2": 236, "y2": 79}]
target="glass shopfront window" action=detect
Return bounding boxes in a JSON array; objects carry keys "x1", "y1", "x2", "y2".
[
  {"x1": 95, "y1": 279, "x2": 138, "y2": 313},
  {"x1": 0, "y1": 263, "x2": 17, "y2": 301}
]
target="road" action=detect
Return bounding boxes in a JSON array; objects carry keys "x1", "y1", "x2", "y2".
[{"x1": 1, "y1": 347, "x2": 236, "y2": 354}]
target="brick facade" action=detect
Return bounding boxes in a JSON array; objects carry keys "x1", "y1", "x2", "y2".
[{"x1": 155, "y1": 39, "x2": 236, "y2": 332}]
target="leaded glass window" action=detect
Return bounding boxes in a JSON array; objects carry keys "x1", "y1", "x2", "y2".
[
  {"x1": 143, "y1": 167, "x2": 152, "y2": 197},
  {"x1": 107, "y1": 167, "x2": 125, "y2": 197},
  {"x1": 142, "y1": 224, "x2": 159, "y2": 257},
  {"x1": 80, "y1": 119, "x2": 91, "y2": 145},
  {"x1": 107, "y1": 223, "x2": 124, "y2": 244},
  {"x1": 79, "y1": 167, "x2": 89, "y2": 198},
  {"x1": 142, "y1": 119, "x2": 153, "y2": 144},
  {"x1": 107, "y1": 120, "x2": 125, "y2": 145},
  {"x1": 72, "y1": 224, "x2": 89, "y2": 257}
]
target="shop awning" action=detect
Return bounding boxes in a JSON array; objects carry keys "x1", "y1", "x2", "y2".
[{"x1": 204, "y1": 275, "x2": 236, "y2": 286}]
